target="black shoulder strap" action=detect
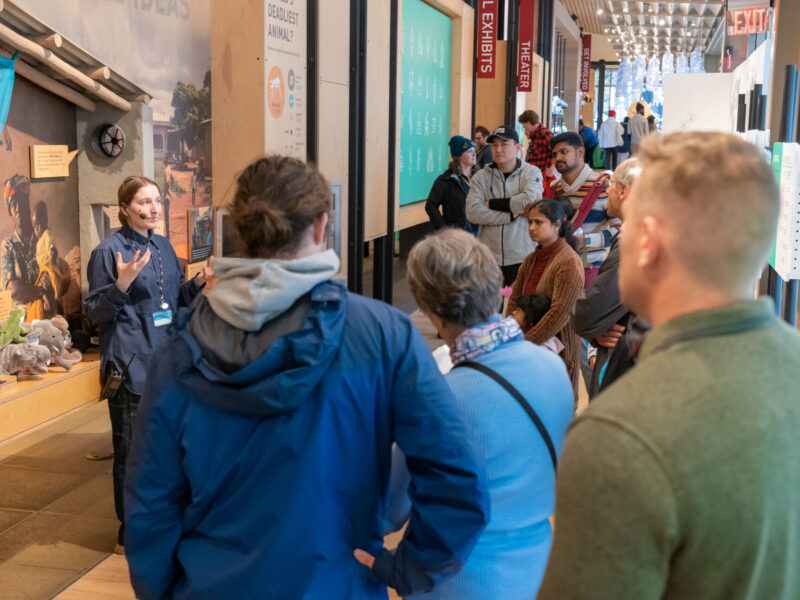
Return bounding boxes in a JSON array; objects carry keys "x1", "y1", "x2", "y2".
[{"x1": 454, "y1": 360, "x2": 558, "y2": 470}]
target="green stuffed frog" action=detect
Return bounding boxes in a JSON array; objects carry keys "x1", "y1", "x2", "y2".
[{"x1": 0, "y1": 307, "x2": 29, "y2": 348}]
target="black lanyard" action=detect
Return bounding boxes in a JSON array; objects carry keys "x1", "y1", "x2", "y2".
[{"x1": 131, "y1": 235, "x2": 168, "y2": 309}]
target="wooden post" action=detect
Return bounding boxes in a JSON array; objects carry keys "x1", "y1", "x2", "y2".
[
  {"x1": 1, "y1": 50, "x2": 96, "y2": 112},
  {"x1": 33, "y1": 33, "x2": 62, "y2": 50},
  {"x1": 81, "y1": 66, "x2": 111, "y2": 80},
  {"x1": 125, "y1": 93, "x2": 151, "y2": 104},
  {"x1": 0, "y1": 22, "x2": 131, "y2": 111}
]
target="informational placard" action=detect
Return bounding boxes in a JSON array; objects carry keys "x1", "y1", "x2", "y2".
[
  {"x1": 477, "y1": 0, "x2": 497, "y2": 79},
  {"x1": 264, "y1": 0, "x2": 307, "y2": 159},
  {"x1": 328, "y1": 179, "x2": 342, "y2": 258},
  {"x1": 517, "y1": 0, "x2": 535, "y2": 92},
  {"x1": 185, "y1": 260, "x2": 206, "y2": 282},
  {"x1": 187, "y1": 206, "x2": 213, "y2": 261},
  {"x1": 580, "y1": 35, "x2": 592, "y2": 93},
  {"x1": 29, "y1": 145, "x2": 78, "y2": 179},
  {"x1": 772, "y1": 143, "x2": 800, "y2": 280},
  {"x1": 399, "y1": 0, "x2": 451, "y2": 206}
]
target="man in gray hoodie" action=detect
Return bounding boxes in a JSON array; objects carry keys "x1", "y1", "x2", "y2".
[{"x1": 466, "y1": 126, "x2": 543, "y2": 286}]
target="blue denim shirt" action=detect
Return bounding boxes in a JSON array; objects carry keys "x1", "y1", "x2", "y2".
[{"x1": 85, "y1": 224, "x2": 202, "y2": 395}]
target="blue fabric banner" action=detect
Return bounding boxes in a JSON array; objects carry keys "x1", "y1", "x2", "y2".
[{"x1": 0, "y1": 51, "x2": 18, "y2": 135}]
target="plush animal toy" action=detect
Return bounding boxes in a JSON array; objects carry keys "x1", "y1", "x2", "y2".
[
  {"x1": 0, "y1": 307, "x2": 28, "y2": 348},
  {"x1": 0, "y1": 343, "x2": 50, "y2": 380},
  {"x1": 30, "y1": 318, "x2": 82, "y2": 370},
  {"x1": 49, "y1": 315, "x2": 82, "y2": 364}
]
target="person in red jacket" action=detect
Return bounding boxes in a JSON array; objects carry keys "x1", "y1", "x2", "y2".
[{"x1": 519, "y1": 110, "x2": 556, "y2": 196}]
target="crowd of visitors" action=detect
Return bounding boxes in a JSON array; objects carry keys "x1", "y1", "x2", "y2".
[{"x1": 89, "y1": 109, "x2": 799, "y2": 598}]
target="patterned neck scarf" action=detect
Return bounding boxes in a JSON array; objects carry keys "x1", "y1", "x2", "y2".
[{"x1": 451, "y1": 316, "x2": 524, "y2": 365}]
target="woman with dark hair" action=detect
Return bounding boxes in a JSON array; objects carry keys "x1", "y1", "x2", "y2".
[
  {"x1": 647, "y1": 114, "x2": 659, "y2": 135},
  {"x1": 85, "y1": 175, "x2": 212, "y2": 553},
  {"x1": 619, "y1": 116, "x2": 632, "y2": 161},
  {"x1": 507, "y1": 198, "x2": 585, "y2": 396},
  {"x1": 123, "y1": 156, "x2": 489, "y2": 600},
  {"x1": 425, "y1": 135, "x2": 479, "y2": 234}
]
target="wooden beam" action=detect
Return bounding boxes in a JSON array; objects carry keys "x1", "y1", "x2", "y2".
[
  {"x1": 33, "y1": 33, "x2": 62, "y2": 49},
  {"x1": 0, "y1": 1, "x2": 4, "y2": 12},
  {"x1": 81, "y1": 65, "x2": 110, "y2": 80},
  {"x1": 9, "y1": 55, "x2": 96, "y2": 112},
  {"x1": 0, "y1": 22, "x2": 130, "y2": 111}
]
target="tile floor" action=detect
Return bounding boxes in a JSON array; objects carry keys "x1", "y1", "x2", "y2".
[{"x1": 0, "y1": 401, "x2": 117, "y2": 600}]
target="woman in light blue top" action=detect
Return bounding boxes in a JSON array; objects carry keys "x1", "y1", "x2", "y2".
[{"x1": 388, "y1": 228, "x2": 574, "y2": 599}]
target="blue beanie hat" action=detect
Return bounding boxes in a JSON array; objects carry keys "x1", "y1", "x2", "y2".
[{"x1": 448, "y1": 135, "x2": 474, "y2": 159}]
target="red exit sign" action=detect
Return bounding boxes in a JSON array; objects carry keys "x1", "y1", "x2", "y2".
[{"x1": 727, "y1": 7, "x2": 772, "y2": 36}]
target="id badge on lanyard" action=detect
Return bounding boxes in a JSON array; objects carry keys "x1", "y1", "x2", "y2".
[
  {"x1": 134, "y1": 237, "x2": 172, "y2": 327},
  {"x1": 153, "y1": 309, "x2": 172, "y2": 327}
]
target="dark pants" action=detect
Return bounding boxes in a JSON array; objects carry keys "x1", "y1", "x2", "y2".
[
  {"x1": 108, "y1": 384, "x2": 141, "y2": 545},
  {"x1": 584, "y1": 143, "x2": 598, "y2": 167},
  {"x1": 603, "y1": 147, "x2": 619, "y2": 171},
  {"x1": 501, "y1": 263, "x2": 521, "y2": 287}
]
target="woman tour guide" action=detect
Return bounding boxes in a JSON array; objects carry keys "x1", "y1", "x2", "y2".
[{"x1": 85, "y1": 176, "x2": 211, "y2": 552}]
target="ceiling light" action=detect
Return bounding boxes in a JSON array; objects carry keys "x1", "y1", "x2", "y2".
[
  {"x1": 597, "y1": 8, "x2": 604, "y2": 15},
  {"x1": 659, "y1": 19, "x2": 666, "y2": 25}
]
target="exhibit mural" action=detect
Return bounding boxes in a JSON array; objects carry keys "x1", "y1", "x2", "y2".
[
  {"x1": 15, "y1": 0, "x2": 213, "y2": 262},
  {"x1": 0, "y1": 77, "x2": 81, "y2": 322}
]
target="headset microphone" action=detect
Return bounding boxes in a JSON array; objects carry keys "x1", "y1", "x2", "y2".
[{"x1": 137, "y1": 210, "x2": 147, "y2": 218}]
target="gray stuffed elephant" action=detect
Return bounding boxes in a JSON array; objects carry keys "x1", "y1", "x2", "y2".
[
  {"x1": 29, "y1": 319, "x2": 82, "y2": 370},
  {"x1": 0, "y1": 344, "x2": 51, "y2": 380}
]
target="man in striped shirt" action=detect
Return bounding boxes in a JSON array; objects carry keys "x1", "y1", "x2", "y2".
[{"x1": 549, "y1": 132, "x2": 619, "y2": 281}]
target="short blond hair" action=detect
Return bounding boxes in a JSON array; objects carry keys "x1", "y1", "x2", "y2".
[
  {"x1": 407, "y1": 229, "x2": 502, "y2": 328},
  {"x1": 632, "y1": 132, "x2": 779, "y2": 291}
]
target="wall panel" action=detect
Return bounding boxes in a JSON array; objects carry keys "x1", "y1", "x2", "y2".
[{"x1": 364, "y1": 0, "x2": 391, "y2": 241}]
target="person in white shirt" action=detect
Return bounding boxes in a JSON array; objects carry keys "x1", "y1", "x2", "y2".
[
  {"x1": 629, "y1": 103, "x2": 649, "y2": 155},
  {"x1": 598, "y1": 110, "x2": 624, "y2": 170}
]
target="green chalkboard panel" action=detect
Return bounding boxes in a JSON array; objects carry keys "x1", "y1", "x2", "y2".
[{"x1": 399, "y1": 0, "x2": 452, "y2": 206}]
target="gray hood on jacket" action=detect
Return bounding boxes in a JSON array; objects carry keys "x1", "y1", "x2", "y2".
[{"x1": 206, "y1": 249, "x2": 340, "y2": 331}]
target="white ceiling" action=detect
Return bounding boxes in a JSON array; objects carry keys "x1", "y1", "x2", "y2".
[{"x1": 559, "y1": 0, "x2": 725, "y2": 58}]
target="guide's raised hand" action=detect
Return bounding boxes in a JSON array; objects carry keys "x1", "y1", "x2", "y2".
[
  {"x1": 195, "y1": 256, "x2": 215, "y2": 287},
  {"x1": 116, "y1": 249, "x2": 151, "y2": 292}
]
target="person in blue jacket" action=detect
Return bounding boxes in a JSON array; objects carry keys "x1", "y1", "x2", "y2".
[
  {"x1": 85, "y1": 176, "x2": 210, "y2": 552},
  {"x1": 385, "y1": 228, "x2": 573, "y2": 599},
  {"x1": 123, "y1": 156, "x2": 490, "y2": 600},
  {"x1": 579, "y1": 120, "x2": 599, "y2": 168}
]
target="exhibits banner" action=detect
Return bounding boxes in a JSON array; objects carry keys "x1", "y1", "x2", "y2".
[
  {"x1": 264, "y1": 0, "x2": 307, "y2": 159},
  {"x1": 477, "y1": 0, "x2": 497, "y2": 79},
  {"x1": 517, "y1": 0, "x2": 535, "y2": 92},
  {"x1": 580, "y1": 34, "x2": 592, "y2": 93},
  {"x1": 399, "y1": 0, "x2": 451, "y2": 206}
]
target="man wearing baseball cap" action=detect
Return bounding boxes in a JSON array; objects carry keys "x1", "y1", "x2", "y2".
[
  {"x1": 598, "y1": 110, "x2": 624, "y2": 171},
  {"x1": 465, "y1": 126, "x2": 543, "y2": 286}
]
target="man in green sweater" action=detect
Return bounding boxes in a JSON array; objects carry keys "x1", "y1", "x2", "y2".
[{"x1": 537, "y1": 131, "x2": 800, "y2": 600}]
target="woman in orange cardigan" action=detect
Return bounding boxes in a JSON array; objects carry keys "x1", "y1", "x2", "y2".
[{"x1": 507, "y1": 199, "x2": 585, "y2": 397}]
